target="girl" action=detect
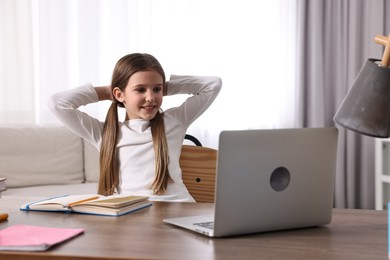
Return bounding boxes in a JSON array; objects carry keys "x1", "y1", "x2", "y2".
[{"x1": 48, "y1": 53, "x2": 222, "y2": 202}]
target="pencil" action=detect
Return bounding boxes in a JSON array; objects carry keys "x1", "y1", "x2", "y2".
[
  {"x1": 0, "y1": 213, "x2": 8, "y2": 222},
  {"x1": 68, "y1": 196, "x2": 100, "y2": 207}
]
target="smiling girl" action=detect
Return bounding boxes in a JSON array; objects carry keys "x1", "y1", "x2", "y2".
[{"x1": 48, "y1": 53, "x2": 222, "y2": 202}]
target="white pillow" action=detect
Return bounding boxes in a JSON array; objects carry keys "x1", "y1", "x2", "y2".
[{"x1": 0, "y1": 126, "x2": 84, "y2": 188}]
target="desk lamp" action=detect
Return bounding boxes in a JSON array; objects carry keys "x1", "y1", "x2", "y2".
[{"x1": 334, "y1": 34, "x2": 390, "y2": 138}]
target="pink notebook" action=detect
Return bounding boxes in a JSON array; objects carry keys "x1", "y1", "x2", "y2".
[{"x1": 0, "y1": 225, "x2": 84, "y2": 251}]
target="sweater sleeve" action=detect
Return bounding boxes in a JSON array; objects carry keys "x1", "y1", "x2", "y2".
[
  {"x1": 47, "y1": 83, "x2": 104, "y2": 149},
  {"x1": 166, "y1": 75, "x2": 222, "y2": 126}
]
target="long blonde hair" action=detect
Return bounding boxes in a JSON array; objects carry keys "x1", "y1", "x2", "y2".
[{"x1": 98, "y1": 53, "x2": 170, "y2": 196}]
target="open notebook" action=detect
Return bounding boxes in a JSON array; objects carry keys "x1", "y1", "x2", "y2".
[{"x1": 20, "y1": 194, "x2": 152, "y2": 216}]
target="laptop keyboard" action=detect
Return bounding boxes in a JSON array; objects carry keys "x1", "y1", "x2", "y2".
[{"x1": 194, "y1": 221, "x2": 214, "y2": 230}]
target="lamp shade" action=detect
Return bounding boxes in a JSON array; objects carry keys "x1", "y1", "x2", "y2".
[{"x1": 334, "y1": 59, "x2": 390, "y2": 138}]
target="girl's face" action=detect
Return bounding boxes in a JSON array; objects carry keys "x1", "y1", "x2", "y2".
[{"x1": 113, "y1": 70, "x2": 164, "y2": 121}]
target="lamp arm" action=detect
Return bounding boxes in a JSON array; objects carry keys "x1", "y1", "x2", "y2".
[{"x1": 374, "y1": 34, "x2": 390, "y2": 67}]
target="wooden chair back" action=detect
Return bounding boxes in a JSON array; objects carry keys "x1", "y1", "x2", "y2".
[{"x1": 179, "y1": 145, "x2": 217, "y2": 203}]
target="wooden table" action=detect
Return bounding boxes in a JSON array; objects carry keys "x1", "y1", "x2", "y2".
[{"x1": 0, "y1": 196, "x2": 387, "y2": 259}]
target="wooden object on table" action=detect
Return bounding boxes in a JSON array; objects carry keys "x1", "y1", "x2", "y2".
[{"x1": 0, "y1": 213, "x2": 8, "y2": 222}]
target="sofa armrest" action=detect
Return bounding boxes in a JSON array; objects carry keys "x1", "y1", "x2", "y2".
[{"x1": 0, "y1": 126, "x2": 85, "y2": 188}]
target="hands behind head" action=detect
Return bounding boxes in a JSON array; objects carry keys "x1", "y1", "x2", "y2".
[
  {"x1": 163, "y1": 82, "x2": 168, "y2": 96},
  {"x1": 95, "y1": 86, "x2": 113, "y2": 101}
]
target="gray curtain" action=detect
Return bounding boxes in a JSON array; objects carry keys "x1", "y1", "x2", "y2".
[{"x1": 295, "y1": 0, "x2": 390, "y2": 209}]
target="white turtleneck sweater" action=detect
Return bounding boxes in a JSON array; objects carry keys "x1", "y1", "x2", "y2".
[{"x1": 48, "y1": 75, "x2": 222, "y2": 202}]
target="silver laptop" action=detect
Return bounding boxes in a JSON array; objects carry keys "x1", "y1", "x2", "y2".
[{"x1": 163, "y1": 127, "x2": 339, "y2": 237}]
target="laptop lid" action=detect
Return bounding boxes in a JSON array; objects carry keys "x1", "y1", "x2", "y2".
[
  {"x1": 212, "y1": 127, "x2": 338, "y2": 237},
  {"x1": 164, "y1": 127, "x2": 338, "y2": 237}
]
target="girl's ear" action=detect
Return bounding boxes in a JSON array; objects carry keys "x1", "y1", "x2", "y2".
[{"x1": 112, "y1": 87, "x2": 124, "y2": 103}]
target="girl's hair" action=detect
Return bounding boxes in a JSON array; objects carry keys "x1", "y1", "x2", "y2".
[{"x1": 98, "y1": 53, "x2": 171, "y2": 196}]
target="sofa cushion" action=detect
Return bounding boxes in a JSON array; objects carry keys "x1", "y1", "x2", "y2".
[
  {"x1": 84, "y1": 140, "x2": 100, "y2": 183},
  {"x1": 0, "y1": 126, "x2": 85, "y2": 188},
  {"x1": 3, "y1": 183, "x2": 98, "y2": 199}
]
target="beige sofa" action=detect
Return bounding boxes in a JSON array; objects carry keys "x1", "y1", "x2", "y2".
[{"x1": 0, "y1": 126, "x2": 99, "y2": 200}]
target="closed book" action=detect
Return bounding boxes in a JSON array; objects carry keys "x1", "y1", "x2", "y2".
[
  {"x1": 0, "y1": 225, "x2": 84, "y2": 251},
  {"x1": 0, "y1": 178, "x2": 6, "y2": 197}
]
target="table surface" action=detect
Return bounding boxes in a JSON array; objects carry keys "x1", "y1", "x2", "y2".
[{"x1": 0, "y1": 196, "x2": 387, "y2": 260}]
